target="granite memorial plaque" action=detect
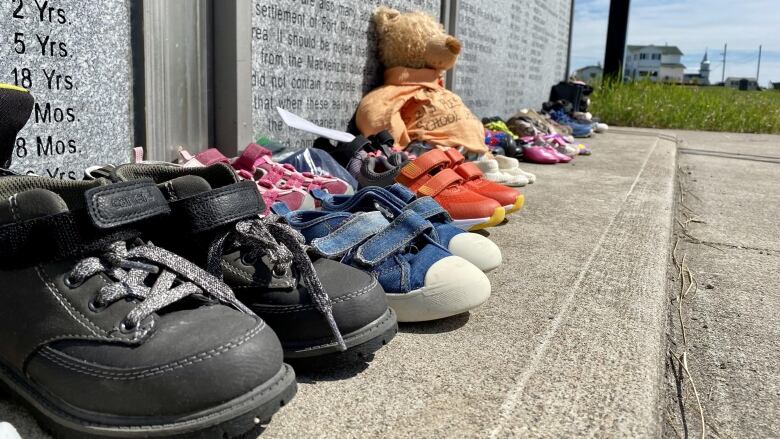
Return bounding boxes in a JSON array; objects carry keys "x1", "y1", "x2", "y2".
[
  {"x1": 251, "y1": 0, "x2": 439, "y2": 149},
  {"x1": 452, "y1": 0, "x2": 571, "y2": 118},
  {"x1": 0, "y1": 0, "x2": 133, "y2": 178}
]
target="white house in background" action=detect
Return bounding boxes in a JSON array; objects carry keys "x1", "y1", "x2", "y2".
[
  {"x1": 724, "y1": 77, "x2": 759, "y2": 91},
  {"x1": 574, "y1": 64, "x2": 603, "y2": 81},
  {"x1": 624, "y1": 44, "x2": 685, "y2": 83}
]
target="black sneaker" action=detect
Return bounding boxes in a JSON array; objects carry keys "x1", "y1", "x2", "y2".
[
  {"x1": 111, "y1": 163, "x2": 397, "y2": 360},
  {"x1": 0, "y1": 176, "x2": 296, "y2": 438}
]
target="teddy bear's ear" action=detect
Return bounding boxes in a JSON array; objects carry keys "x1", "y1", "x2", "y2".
[{"x1": 374, "y1": 6, "x2": 401, "y2": 32}]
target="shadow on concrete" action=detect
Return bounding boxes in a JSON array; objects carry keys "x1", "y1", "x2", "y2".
[
  {"x1": 291, "y1": 356, "x2": 373, "y2": 383},
  {"x1": 399, "y1": 312, "x2": 470, "y2": 334},
  {"x1": 472, "y1": 229, "x2": 491, "y2": 237}
]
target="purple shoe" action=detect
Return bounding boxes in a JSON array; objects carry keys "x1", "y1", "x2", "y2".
[{"x1": 521, "y1": 146, "x2": 559, "y2": 164}]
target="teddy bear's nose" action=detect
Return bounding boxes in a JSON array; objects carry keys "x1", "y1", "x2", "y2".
[{"x1": 445, "y1": 37, "x2": 462, "y2": 55}]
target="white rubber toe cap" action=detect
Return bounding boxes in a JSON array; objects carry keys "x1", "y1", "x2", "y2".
[
  {"x1": 502, "y1": 173, "x2": 528, "y2": 187},
  {"x1": 448, "y1": 232, "x2": 502, "y2": 272},
  {"x1": 387, "y1": 256, "x2": 491, "y2": 322}
]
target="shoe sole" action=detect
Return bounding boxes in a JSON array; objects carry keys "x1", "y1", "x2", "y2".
[
  {"x1": 504, "y1": 194, "x2": 526, "y2": 214},
  {"x1": 0, "y1": 361, "x2": 296, "y2": 439},
  {"x1": 450, "y1": 206, "x2": 506, "y2": 231},
  {"x1": 283, "y1": 308, "x2": 398, "y2": 360}
]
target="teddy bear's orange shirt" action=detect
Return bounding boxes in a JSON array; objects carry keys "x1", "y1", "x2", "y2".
[{"x1": 356, "y1": 67, "x2": 487, "y2": 153}]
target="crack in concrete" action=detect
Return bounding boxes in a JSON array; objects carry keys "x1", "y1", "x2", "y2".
[
  {"x1": 682, "y1": 235, "x2": 780, "y2": 254},
  {"x1": 678, "y1": 148, "x2": 780, "y2": 165}
]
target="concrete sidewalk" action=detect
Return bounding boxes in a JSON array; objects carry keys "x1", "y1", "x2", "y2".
[
  {"x1": 268, "y1": 132, "x2": 677, "y2": 438},
  {"x1": 661, "y1": 130, "x2": 780, "y2": 439},
  {"x1": 1, "y1": 131, "x2": 679, "y2": 438}
]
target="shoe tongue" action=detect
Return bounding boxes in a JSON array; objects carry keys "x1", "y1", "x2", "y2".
[
  {"x1": 158, "y1": 175, "x2": 213, "y2": 201},
  {"x1": 0, "y1": 188, "x2": 68, "y2": 224}
]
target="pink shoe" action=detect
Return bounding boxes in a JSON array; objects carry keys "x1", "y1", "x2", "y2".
[
  {"x1": 177, "y1": 148, "x2": 314, "y2": 212},
  {"x1": 545, "y1": 146, "x2": 573, "y2": 163},
  {"x1": 520, "y1": 145, "x2": 559, "y2": 164},
  {"x1": 254, "y1": 180, "x2": 314, "y2": 213},
  {"x1": 234, "y1": 144, "x2": 353, "y2": 195}
]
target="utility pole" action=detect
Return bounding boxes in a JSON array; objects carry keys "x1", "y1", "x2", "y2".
[
  {"x1": 721, "y1": 43, "x2": 727, "y2": 83},
  {"x1": 757, "y1": 44, "x2": 762, "y2": 84},
  {"x1": 603, "y1": 0, "x2": 631, "y2": 80}
]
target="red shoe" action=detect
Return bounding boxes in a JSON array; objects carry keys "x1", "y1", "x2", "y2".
[
  {"x1": 443, "y1": 149, "x2": 525, "y2": 214},
  {"x1": 395, "y1": 149, "x2": 504, "y2": 231}
]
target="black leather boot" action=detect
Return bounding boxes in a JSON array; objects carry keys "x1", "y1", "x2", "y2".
[
  {"x1": 111, "y1": 163, "x2": 397, "y2": 360},
  {"x1": 0, "y1": 175, "x2": 296, "y2": 438}
]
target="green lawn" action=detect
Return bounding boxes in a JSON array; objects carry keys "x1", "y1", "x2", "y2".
[{"x1": 589, "y1": 80, "x2": 780, "y2": 134}]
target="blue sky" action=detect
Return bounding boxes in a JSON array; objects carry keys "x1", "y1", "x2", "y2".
[{"x1": 570, "y1": 0, "x2": 780, "y2": 86}]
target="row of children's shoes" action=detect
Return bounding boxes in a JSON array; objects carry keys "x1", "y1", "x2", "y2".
[{"x1": 0, "y1": 77, "x2": 516, "y2": 439}]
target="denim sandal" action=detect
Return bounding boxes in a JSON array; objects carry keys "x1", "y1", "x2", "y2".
[
  {"x1": 274, "y1": 205, "x2": 490, "y2": 322},
  {"x1": 311, "y1": 184, "x2": 502, "y2": 272}
]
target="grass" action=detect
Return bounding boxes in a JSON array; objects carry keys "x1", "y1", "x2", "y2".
[{"x1": 589, "y1": 79, "x2": 780, "y2": 134}]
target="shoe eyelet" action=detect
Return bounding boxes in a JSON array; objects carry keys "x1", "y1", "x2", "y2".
[
  {"x1": 240, "y1": 253, "x2": 257, "y2": 266},
  {"x1": 63, "y1": 274, "x2": 84, "y2": 289},
  {"x1": 119, "y1": 320, "x2": 137, "y2": 333},
  {"x1": 88, "y1": 299, "x2": 106, "y2": 313}
]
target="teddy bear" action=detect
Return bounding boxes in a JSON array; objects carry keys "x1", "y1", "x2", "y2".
[{"x1": 355, "y1": 6, "x2": 487, "y2": 154}]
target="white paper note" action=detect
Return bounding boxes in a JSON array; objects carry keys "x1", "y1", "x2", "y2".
[{"x1": 276, "y1": 107, "x2": 356, "y2": 143}]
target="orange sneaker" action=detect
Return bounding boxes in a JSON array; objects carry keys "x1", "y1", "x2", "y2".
[
  {"x1": 395, "y1": 149, "x2": 504, "y2": 231},
  {"x1": 443, "y1": 149, "x2": 525, "y2": 214}
]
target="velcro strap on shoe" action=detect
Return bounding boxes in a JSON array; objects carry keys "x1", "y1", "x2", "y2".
[
  {"x1": 355, "y1": 210, "x2": 433, "y2": 267},
  {"x1": 270, "y1": 201, "x2": 292, "y2": 216},
  {"x1": 233, "y1": 143, "x2": 271, "y2": 170},
  {"x1": 417, "y1": 168, "x2": 463, "y2": 197},
  {"x1": 454, "y1": 162, "x2": 484, "y2": 181},
  {"x1": 171, "y1": 181, "x2": 263, "y2": 233},
  {"x1": 194, "y1": 149, "x2": 230, "y2": 166},
  {"x1": 405, "y1": 196, "x2": 451, "y2": 222},
  {"x1": 444, "y1": 148, "x2": 465, "y2": 165},
  {"x1": 369, "y1": 130, "x2": 396, "y2": 157},
  {"x1": 311, "y1": 211, "x2": 389, "y2": 258},
  {"x1": 387, "y1": 183, "x2": 417, "y2": 203},
  {"x1": 309, "y1": 188, "x2": 333, "y2": 203},
  {"x1": 344, "y1": 135, "x2": 371, "y2": 154},
  {"x1": 398, "y1": 149, "x2": 450, "y2": 180},
  {"x1": 372, "y1": 130, "x2": 395, "y2": 148},
  {"x1": 0, "y1": 211, "x2": 142, "y2": 267},
  {"x1": 85, "y1": 179, "x2": 171, "y2": 229}
]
